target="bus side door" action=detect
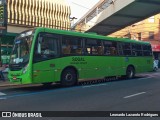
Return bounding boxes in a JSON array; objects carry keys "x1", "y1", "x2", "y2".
[{"x1": 32, "y1": 33, "x2": 59, "y2": 83}]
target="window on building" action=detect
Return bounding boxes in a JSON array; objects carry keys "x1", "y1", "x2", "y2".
[
  {"x1": 149, "y1": 32, "x2": 154, "y2": 40},
  {"x1": 138, "y1": 33, "x2": 141, "y2": 40},
  {"x1": 124, "y1": 33, "x2": 131, "y2": 39}
]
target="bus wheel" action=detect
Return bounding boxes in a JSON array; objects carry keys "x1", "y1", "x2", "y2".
[
  {"x1": 61, "y1": 68, "x2": 77, "y2": 86},
  {"x1": 126, "y1": 66, "x2": 135, "y2": 79}
]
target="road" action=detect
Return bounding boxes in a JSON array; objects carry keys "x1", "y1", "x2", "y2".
[{"x1": 0, "y1": 71, "x2": 160, "y2": 120}]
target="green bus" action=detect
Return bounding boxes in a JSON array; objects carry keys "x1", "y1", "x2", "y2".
[{"x1": 8, "y1": 27, "x2": 153, "y2": 86}]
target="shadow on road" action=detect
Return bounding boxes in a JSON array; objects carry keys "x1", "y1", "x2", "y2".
[{"x1": 2, "y1": 75, "x2": 147, "y2": 93}]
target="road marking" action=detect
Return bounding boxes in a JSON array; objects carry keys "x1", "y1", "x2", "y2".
[
  {"x1": 124, "y1": 92, "x2": 146, "y2": 99},
  {"x1": 82, "y1": 83, "x2": 107, "y2": 88},
  {"x1": 0, "y1": 92, "x2": 6, "y2": 96},
  {"x1": 0, "y1": 92, "x2": 7, "y2": 100},
  {"x1": 0, "y1": 97, "x2": 6, "y2": 100},
  {"x1": 138, "y1": 77, "x2": 153, "y2": 80}
]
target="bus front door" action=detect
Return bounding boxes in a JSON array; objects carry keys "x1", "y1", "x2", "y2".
[{"x1": 32, "y1": 60, "x2": 56, "y2": 84}]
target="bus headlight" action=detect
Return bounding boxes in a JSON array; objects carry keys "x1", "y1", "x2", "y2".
[{"x1": 23, "y1": 64, "x2": 28, "y2": 74}]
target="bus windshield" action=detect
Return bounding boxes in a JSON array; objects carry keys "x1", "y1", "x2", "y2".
[{"x1": 10, "y1": 30, "x2": 34, "y2": 66}]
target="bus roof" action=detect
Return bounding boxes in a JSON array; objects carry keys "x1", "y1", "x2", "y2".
[{"x1": 35, "y1": 27, "x2": 150, "y2": 45}]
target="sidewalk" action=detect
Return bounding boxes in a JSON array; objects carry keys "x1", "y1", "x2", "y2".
[
  {"x1": 0, "y1": 72, "x2": 16, "y2": 87},
  {"x1": 0, "y1": 80, "x2": 14, "y2": 87}
]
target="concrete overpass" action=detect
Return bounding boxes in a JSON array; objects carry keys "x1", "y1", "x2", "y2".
[{"x1": 73, "y1": 0, "x2": 160, "y2": 35}]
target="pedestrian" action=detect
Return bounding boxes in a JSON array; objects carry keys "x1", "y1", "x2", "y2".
[{"x1": 0, "y1": 61, "x2": 5, "y2": 81}]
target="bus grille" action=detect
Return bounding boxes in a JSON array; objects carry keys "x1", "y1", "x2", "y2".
[{"x1": 9, "y1": 64, "x2": 23, "y2": 71}]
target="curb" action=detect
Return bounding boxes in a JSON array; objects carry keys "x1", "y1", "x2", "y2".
[
  {"x1": 0, "y1": 82, "x2": 21, "y2": 87},
  {"x1": 0, "y1": 82, "x2": 43, "y2": 87}
]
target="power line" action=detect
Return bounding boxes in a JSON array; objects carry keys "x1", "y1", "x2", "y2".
[{"x1": 71, "y1": 2, "x2": 90, "y2": 10}]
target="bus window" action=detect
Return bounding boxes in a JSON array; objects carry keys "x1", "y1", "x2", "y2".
[
  {"x1": 21, "y1": 40, "x2": 29, "y2": 56},
  {"x1": 122, "y1": 43, "x2": 132, "y2": 56},
  {"x1": 104, "y1": 41, "x2": 117, "y2": 55},
  {"x1": 117, "y1": 42, "x2": 123, "y2": 56},
  {"x1": 142, "y1": 45, "x2": 152, "y2": 56},
  {"x1": 62, "y1": 38, "x2": 71, "y2": 55},
  {"x1": 34, "y1": 33, "x2": 58, "y2": 62},
  {"x1": 62, "y1": 36, "x2": 82, "y2": 55},
  {"x1": 85, "y1": 39, "x2": 103, "y2": 55},
  {"x1": 132, "y1": 44, "x2": 143, "y2": 56}
]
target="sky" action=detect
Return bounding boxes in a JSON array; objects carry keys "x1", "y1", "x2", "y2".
[{"x1": 66, "y1": 0, "x2": 100, "y2": 23}]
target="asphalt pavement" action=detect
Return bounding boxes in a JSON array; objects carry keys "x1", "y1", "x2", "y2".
[{"x1": 0, "y1": 70, "x2": 160, "y2": 120}]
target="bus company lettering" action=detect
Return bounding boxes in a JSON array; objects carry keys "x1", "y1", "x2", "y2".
[
  {"x1": 71, "y1": 57, "x2": 87, "y2": 64},
  {"x1": 72, "y1": 57, "x2": 85, "y2": 61}
]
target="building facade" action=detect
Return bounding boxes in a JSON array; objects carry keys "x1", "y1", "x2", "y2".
[
  {"x1": 7, "y1": 0, "x2": 71, "y2": 33},
  {"x1": 109, "y1": 13, "x2": 160, "y2": 61},
  {"x1": 1, "y1": 0, "x2": 71, "y2": 64}
]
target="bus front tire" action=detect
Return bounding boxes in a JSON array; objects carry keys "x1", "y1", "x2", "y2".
[
  {"x1": 61, "y1": 68, "x2": 77, "y2": 86},
  {"x1": 126, "y1": 66, "x2": 135, "y2": 79}
]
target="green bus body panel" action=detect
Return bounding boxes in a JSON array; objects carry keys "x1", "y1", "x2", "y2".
[
  {"x1": 8, "y1": 65, "x2": 32, "y2": 84},
  {"x1": 31, "y1": 56, "x2": 152, "y2": 84},
  {"x1": 8, "y1": 56, "x2": 153, "y2": 84},
  {"x1": 8, "y1": 27, "x2": 153, "y2": 84}
]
